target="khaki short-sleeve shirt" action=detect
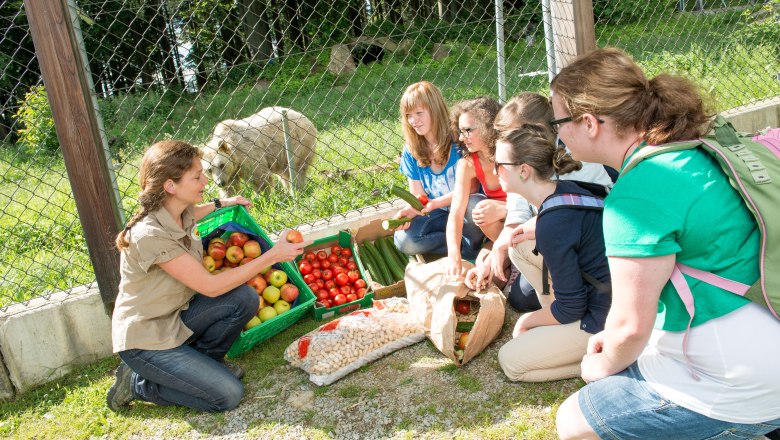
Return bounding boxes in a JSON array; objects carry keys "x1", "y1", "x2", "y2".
[{"x1": 111, "y1": 205, "x2": 203, "y2": 352}]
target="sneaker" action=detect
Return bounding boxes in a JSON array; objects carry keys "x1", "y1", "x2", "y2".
[
  {"x1": 502, "y1": 266, "x2": 521, "y2": 295},
  {"x1": 106, "y1": 362, "x2": 134, "y2": 411},
  {"x1": 221, "y1": 359, "x2": 245, "y2": 380}
]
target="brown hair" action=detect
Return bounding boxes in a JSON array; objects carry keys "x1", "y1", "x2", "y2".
[
  {"x1": 449, "y1": 96, "x2": 502, "y2": 160},
  {"x1": 494, "y1": 92, "x2": 554, "y2": 135},
  {"x1": 498, "y1": 123, "x2": 582, "y2": 180},
  {"x1": 115, "y1": 140, "x2": 201, "y2": 250},
  {"x1": 399, "y1": 81, "x2": 453, "y2": 167},
  {"x1": 550, "y1": 47, "x2": 712, "y2": 145}
]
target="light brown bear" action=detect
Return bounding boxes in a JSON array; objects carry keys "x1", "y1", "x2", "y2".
[{"x1": 201, "y1": 107, "x2": 317, "y2": 197}]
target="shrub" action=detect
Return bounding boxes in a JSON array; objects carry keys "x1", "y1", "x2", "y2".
[{"x1": 13, "y1": 85, "x2": 59, "y2": 155}]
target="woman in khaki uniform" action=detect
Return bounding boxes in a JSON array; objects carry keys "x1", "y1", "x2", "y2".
[{"x1": 106, "y1": 140, "x2": 309, "y2": 412}]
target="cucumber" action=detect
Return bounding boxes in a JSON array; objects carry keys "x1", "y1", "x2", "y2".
[
  {"x1": 382, "y1": 217, "x2": 411, "y2": 230},
  {"x1": 456, "y1": 321, "x2": 475, "y2": 332},
  {"x1": 364, "y1": 240, "x2": 393, "y2": 285},
  {"x1": 390, "y1": 185, "x2": 426, "y2": 212},
  {"x1": 381, "y1": 235, "x2": 408, "y2": 275},
  {"x1": 358, "y1": 243, "x2": 387, "y2": 286},
  {"x1": 376, "y1": 237, "x2": 405, "y2": 282}
]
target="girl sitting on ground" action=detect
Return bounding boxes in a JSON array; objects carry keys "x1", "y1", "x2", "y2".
[
  {"x1": 391, "y1": 81, "x2": 484, "y2": 260},
  {"x1": 107, "y1": 140, "x2": 309, "y2": 412}
]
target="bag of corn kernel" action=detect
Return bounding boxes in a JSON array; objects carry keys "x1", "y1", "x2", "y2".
[
  {"x1": 405, "y1": 259, "x2": 505, "y2": 366},
  {"x1": 284, "y1": 298, "x2": 424, "y2": 385}
]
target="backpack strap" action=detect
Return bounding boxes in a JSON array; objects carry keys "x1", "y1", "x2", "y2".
[{"x1": 620, "y1": 141, "x2": 702, "y2": 177}]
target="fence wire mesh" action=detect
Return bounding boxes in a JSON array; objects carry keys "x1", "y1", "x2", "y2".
[{"x1": 0, "y1": 0, "x2": 778, "y2": 310}]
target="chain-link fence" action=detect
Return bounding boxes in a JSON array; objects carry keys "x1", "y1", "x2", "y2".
[{"x1": 1, "y1": 0, "x2": 778, "y2": 311}]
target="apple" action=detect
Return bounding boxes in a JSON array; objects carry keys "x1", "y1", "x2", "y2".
[
  {"x1": 265, "y1": 269, "x2": 288, "y2": 287},
  {"x1": 455, "y1": 301, "x2": 471, "y2": 315},
  {"x1": 228, "y1": 232, "x2": 249, "y2": 248},
  {"x1": 262, "y1": 285, "x2": 281, "y2": 304},
  {"x1": 213, "y1": 258, "x2": 224, "y2": 270},
  {"x1": 286, "y1": 229, "x2": 304, "y2": 243},
  {"x1": 210, "y1": 237, "x2": 226, "y2": 246},
  {"x1": 257, "y1": 296, "x2": 266, "y2": 313},
  {"x1": 244, "y1": 315, "x2": 262, "y2": 330},
  {"x1": 280, "y1": 283, "x2": 299, "y2": 303},
  {"x1": 458, "y1": 332, "x2": 470, "y2": 350},
  {"x1": 202, "y1": 255, "x2": 216, "y2": 272},
  {"x1": 246, "y1": 274, "x2": 268, "y2": 294},
  {"x1": 208, "y1": 242, "x2": 227, "y2": 260},
  {"x1": 226, "y1": 245, "x2": 244, "y2": 263},
  {"x1": 224, "y1": 259, "x2": 238, "y2": 268},
  {"x1": 239, "y1": 257, "x2": 254, "y2": 266},
  {"x1": 258, "y1": 265, "x2": 272, "y2": 275},
  {"x1": 243, "y1": 240, "x2": 262, "y2": 258},
  {"x1": 273, "y1": 299, "x2": 291, "y2": 315},
  {"x1": 258, "y1": 306, "x2": 278, "y2": 322}
]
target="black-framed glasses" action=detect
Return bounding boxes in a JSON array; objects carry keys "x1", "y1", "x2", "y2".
[
  {"x1": 494, "y1": 161, "x2": 523, "y2": 174},
  {"x1": 549, "y1": 115, "x2": 605, "y2": 131},
  {"x1": 458, "y1": 127, "x2": 477, "y2": 138}
]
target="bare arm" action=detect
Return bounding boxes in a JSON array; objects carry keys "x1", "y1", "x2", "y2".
[
  {"x1": 159, "y1": 233, "x2": 312, "y2": 297},
  {"x1": 580, "y1": 255, "x2": 673, "y2": 382},
  {"x1": 446, "y1": 159, "x2": 476, "y2": 275},
  {"x1": 193, "y1": 196, "x2": 251, "y2": 222}
]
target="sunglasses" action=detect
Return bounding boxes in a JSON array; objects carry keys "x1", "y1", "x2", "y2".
[
  {"x1": 494, "y1": 161, "x2": 524, "y2": 174},
  {"x1": 548, "y1": 115, "x2": 605, "y2": 131}
]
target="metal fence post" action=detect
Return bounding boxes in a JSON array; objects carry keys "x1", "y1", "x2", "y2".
[
  {"x1": 542, "y1": 0, "x2": 557, "y2": 80},
  {"x1": 495, "y1": 0, "x2": 506, "y2": 105},
  {"x1": 281, "y1": 109, "x2": 297, "y2": 196}
]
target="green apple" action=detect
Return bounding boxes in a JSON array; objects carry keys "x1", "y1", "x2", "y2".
[
  {"x1": 266, "y1": 269, "x2": 288, "y2": 287},
  {"x1": 258, "y1": 306, "x2": 278, "y2": 322},
  {"x1": 273, "y1": 299, "x2": 290, "y2": 315},
  {"x1": 258, "y1": 265, "x2": 272, "y2": 275},
  {"x1": 243, "y1": 315, "x2": 262, "y2": 330},
  {"x1": 262, "y1": 285, "x2": 280, "y2": 304}
]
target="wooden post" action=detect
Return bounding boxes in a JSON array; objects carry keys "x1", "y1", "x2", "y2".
[
  {"x1": 550, "y1": 0, "x2": 596, "y2": 71},
  {"x1": 24, "y1": 0, "x2": 122, "y2": 313}
]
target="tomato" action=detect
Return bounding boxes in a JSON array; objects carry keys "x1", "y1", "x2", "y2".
[
  {"x1": 353, "y1": 279, "x2": 367, "y2": 289},
  {"x1": 316, "y1": 250, "x2": 328, "y2": 261},
  {"x1": 332, "y1": 266, "x2": 346, "y2": 275},
  {"x1": 356, "y1": 287, "x2": 367, "y2": 298},
  {"x1": 303, "y1": 274, "x2": 316, "y2": 285},
  {"x1": 316, "y1": 290, "x2": 329, "y2": 301},
  {"x1": 325, "y1": 280, "x2": 337, "y2": 290},
  {"x1": 307, "y1": 282, "x2": 319, "y2": 293},
  {"x1": 335, "y1": 272, "x2": 349, "y2": 286},
  {"x1": 315, "y1": 279, "x2": 325, "y2": 289},
  {"x1": 347, "y1": 271, "x2": 360, "y2": 283},
  {"x1": 455, "y1": 301, "x2": 471, "y2": 315},
  {"x1": 321, "y1": 260, "x2": 331, "y2": 269},
  {"x1": 346, "y1": 293, "x2": 358, "y2": 302},
  {"x1": 340, "y1": 285, "x2": 351, "y2": 296},
  {"x1": 319, "y1": 298, "x2": 332, "y2": 308},
  {"x1": 311, "y1": 260, "x2": 321, "y2": 269},
  {"x1": 327, "y1": 253, "x2": 339, "y2": 263},
  {"x1": 304, "y1": 251, "x2": 316, "y2": 262},
  {"x1": 328, "y1": 288, "x2": 341, "y2": 299},
  {"x1": 417, "y1": 194, "x2": 429, "y2": 205},
  {"x1": 346, "y1": 261, "x2": 358, "y2": 271},
  {"x1": 333, "y1": 294, "x2": 347, "y2": 306},
  {"x1": 337, "y1": 256, "x2": 349, "y2": 267},
  {"x1": 312, "y1": 269, "x2": 322, "y2": 280},
  {"x1": 341, "y1": 248, "x2": 352, "y2": 258},
  {"x1": 321, "y1": 269, "x2": 333, "y2": 281},
  {"x1": 298, "y1": 261, "x2": 312, "y2": 275},
  {"x1": 331, "y1": 245, "x2": 343, "y2": 256}
]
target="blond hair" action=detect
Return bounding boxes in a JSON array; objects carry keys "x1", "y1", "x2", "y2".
[
  {"x1": 494, "y1": 92, "x2": 554, "y2": 135},
  {"x1": 550, "y1": 48, "x2": 712, "y2": 145},
  {"x1": 400, "y1": 81, "x2": 453, "y2": 167},
  {"x1": 115, "y1": 141, "x2": 201, "y2": 250}
]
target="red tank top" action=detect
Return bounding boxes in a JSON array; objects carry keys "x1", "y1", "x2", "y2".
[{"x1": 471, "y1": 153, "x2": 507, "y2": 201}]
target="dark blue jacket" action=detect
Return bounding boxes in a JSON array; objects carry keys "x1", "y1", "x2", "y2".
[{"x1": 536, "y1": 180, "x2": 611, "y2": 334}]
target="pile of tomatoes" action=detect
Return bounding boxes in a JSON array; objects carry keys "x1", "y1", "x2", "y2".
[{"x1": 299, "y1": 244, "x2": 368, "y2": 309}]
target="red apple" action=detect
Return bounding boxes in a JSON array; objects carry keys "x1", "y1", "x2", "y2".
[
  {"x1": 256, "y1": 296, "x2": 267, "y2": 313},
  {"x1": 224, "y1": 259, "x2": 238, "y2": 268},
  {"x1": 239, "y1": 257, "x2": 254, "y2": 266},
  {"x1": 243, "y1": 240, "x2": 262, "y2": 258},
  {"x1": 286, "y1": 229, "x2": 304, "y2": 243},
  {"x1": 228, "y1": 232, "x2": 249, "y2": 248},
  {"x1": 280, "y1": 283, "x2": 299, "y2": 303},
  {"x1": 246, "y1": 274, "x2": 267, "y2": 294},
  {"x1": 458, "y1": 332, "x2": 470, "y2": 350},
  {"x1": 202, "y1": 255, "x2": 216, "y2": 272},
  {"x1": 208, "y1": 242, "x2": 227, "y2": 260},
  {"x1": 214, "y1": 258, "x2": 224, "y2": 269},
  {"x1": 210, "y1": 237, "x2": 226, "y2": 247},
  {"x1": 226, "y1": 245, "x2": 244, "y2": 263}
]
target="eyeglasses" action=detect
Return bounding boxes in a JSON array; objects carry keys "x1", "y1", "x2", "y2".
[
  {"x1": 548, "y1": 115, "x2": 605, "y2": 131},
  {"x1": 458, "y1": 127, "x2": 477, "y2": 138},
  {"x1": 494, "y1": 161, "x2": 524, "y2": 174}
]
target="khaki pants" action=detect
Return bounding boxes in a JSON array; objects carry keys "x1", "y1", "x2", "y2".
[
  {"x1": 508, "y1": 240, "x2": 553, "y2": 308},
  {"x1": 498, "y1": 321, "x2": 591, "y2": 382}
]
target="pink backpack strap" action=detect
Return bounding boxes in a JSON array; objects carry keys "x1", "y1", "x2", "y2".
[{"x1": 669, "y1": 263, "x2": 752, "y2": 380}]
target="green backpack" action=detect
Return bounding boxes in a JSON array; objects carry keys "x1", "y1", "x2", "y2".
[{"x1": 621, "y1": 115, "x2": 780, "y2": 322}]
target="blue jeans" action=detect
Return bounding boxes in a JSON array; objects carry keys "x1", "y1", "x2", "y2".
[
  {"x1": 578, "y1": 362, "x2": 780, "y2": 439},
  {"x1": 119, "y1": 285, "x2": 258, "y2": 412},
  {"x1": 394, "y1": 194, "x2": 486, "y2": 260}
]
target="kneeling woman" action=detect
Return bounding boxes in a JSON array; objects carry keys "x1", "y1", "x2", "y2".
[
  {"x1": 107, "y1": 140, "x2": 309, "y2": 412},
  {"x1": 494, "y1": 125, "x2": 611, "y2": 382}
]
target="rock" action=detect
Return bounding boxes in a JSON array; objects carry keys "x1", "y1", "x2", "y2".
[
  {"x1": 328, "y1": 44, "x2": 356, "y2": 76},
  {"x1": 286, "y1": 390, "x2": 315, "y2": 411},
  {"x1": 432, "y1": 43, "x2": 451, "y2": 61},
  {"x1": 397, "y1": 39, "x2": 413, "y2": 56}
]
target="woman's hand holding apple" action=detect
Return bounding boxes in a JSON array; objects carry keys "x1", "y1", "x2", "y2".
[{"x1": 269, "y1": 230, "x2": 312, "y2": 262}]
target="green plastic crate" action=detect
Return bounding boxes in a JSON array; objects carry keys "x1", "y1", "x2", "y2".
[
  {"x1": 296, "y1": 230, "x2": 375, "y2": 320},
  {"x1": 197, "y1": 205, "x2": 315, "y2": 358}
]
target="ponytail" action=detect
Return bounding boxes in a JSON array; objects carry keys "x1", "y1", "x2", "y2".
[
  {"x1": 498, "y1": 123, "x2": 581, "y2": 180},
  {"x1": 552, "y1": 146, "x2": 582, "y2": 176}
]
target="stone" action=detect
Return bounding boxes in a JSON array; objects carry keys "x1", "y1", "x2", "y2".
[
  {"x1": 432, "y1": 43, "x2": 451, "y2": 61},
  {"x1": 286, "y1": 390, "x2": 315, "y2": 410},
  {"x1": 327, "y1": 44, "x2": 356, "y2": 76}
]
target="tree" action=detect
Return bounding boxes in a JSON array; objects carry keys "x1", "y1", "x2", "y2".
[{"x1": 238, "y1": 0, "x2": 273, "y2": 63}]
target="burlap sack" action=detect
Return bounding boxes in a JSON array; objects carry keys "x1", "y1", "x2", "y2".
[{"x1": 405, "y1": 258, "x2": 505, "y2": 365}]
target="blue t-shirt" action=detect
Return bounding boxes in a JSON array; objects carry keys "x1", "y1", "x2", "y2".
[{"x1": 399, "y1": 143, "x2": 461, "y2": 200}]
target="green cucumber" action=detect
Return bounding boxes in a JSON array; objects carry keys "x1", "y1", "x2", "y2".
[
  {"x1": 358, "y1": 243, "x2": 387, "y2": 286},
  {"x1": 382, "y1": 217, "x2": 411, "y2": 230},
  {"x1": 390, "y1": 185, "x2": 426, "y2": 212},
  {"x1": 381, "y1": 235, "x2": 408, "y2": 276},
  {"x1": 456, "y1": 321, "x2": 475, "y2": 332},
  {"x1": 376, "y1": 237, "x2": 405, "y2": 282},
  {"x1": 364, "y1": 240, "x2": 392, "y2": 285}
]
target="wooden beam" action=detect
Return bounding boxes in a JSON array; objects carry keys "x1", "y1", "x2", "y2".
[
  {"x1": 550, "y1": 0, "x2": 596, "y2": 70},
  {"x1": 24, "y1": 0, "x2": 122, "y2": 313}
]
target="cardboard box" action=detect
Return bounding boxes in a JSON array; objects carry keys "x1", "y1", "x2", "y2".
[{"x1": 351, "y1": 218, "x2": 407, "y2": 300}]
